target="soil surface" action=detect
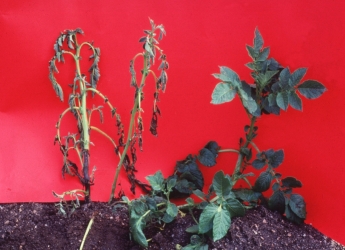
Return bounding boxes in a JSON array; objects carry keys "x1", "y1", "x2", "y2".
[{"x1": 0, "y1": 202, "x2": 344, "y2": 250}]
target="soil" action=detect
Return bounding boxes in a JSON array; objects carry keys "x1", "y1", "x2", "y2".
[{"x1": 0, "y1": 202, "x2": 344, "y2": 250}]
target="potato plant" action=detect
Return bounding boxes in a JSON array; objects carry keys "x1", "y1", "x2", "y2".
[
  {"x1": 49, "y1": 19, "x2": 168, "y2": 210},
  {"x1": 119, "y1": 28, "x2": 326, "y2": 248}
]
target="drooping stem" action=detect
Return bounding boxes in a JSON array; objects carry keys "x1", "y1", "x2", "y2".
[
  {"x1": 79, "y1": 213, "x2": 95, "y2": 250},
  {"x1": 108, "y1": 53, "x2": 149, "y2": 203}
]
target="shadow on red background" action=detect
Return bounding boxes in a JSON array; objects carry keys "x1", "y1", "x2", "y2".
[{"x1": 0, "y1": 0, "x2": 344, "y2": 245}]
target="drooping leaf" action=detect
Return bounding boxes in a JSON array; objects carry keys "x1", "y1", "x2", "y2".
[
  {"x1": 276, "y1": 92, "x2": 289, "y2": 111},
  {"x1": 297, "y1": 80, "x2": 326, "y2": 99},
  {"x1": 213, "y1": 207, "x2": 231, "y2": 241},
  {"x1": 198, "y1": 204, "x2": 218, "y2": 234},
  {"x1": 198, "y1": 148, "x2": 217, "y2": 167},
  {"x1": 253, "y1": 171, "x2": 273, "y2": 192},
  {"x1": 288, "y1": 194, "x2": 306, "y2": 219},
  {"x1": 268, "y1": 190, "x2": 285, "y2": 214},
  {"x1": 285, "y1": 203, "x2": 304, "y2": 224},
  {"x1": 204, "y1": 141, "x2": 219, "y2": 156},
  {"x1": 130, "y1": 211, "x2": 149, "y2": 248},
  {"x1": 268, "y1": 150, "x2": 284, "y2": 168},
  {"x1": 282, "y1": 177, "x2": 302, "y2": 188},
  {"x1": 225, "y1": 198, "x2": 245, "y2": 217},
  {"x1": 288, "y1": 91, "x2": 302, "y2": 111},
  {"x1": 175, "y1": 155, "x2": 204, "y2": 190},
  {"x1": 212, "y1": 171, "x2": 232, "y2": 199},
  {"x1": 146, "y1": 170, "x2": 164, "y2": 191},
  {"x1": 233, "y1": 189, "x2": 261, "y2": 204},
  {"x1": 211, "y1": 83, "x2": 236, "y2": 105}
]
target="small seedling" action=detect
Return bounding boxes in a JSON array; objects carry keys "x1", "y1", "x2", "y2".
[
  {"x1": 123, "y1": 28, "x2": 326, "y2": 248},
  {"x1": 49, "y1": 19, "x2": 168, "y2": 204}
]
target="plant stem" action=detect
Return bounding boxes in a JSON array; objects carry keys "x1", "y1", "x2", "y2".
[
  {"x1": 218, "y1": 149, "x2": 240, "y2": 154},
  {"x1": 232, "y1": 116, "x2": 256, "y2": 184},
  {"x1": 250, "y1": 141, "x2": 261, "y2": 153},
  {"x1": 108, "y1": 53, "x2": 149, "y2": 203},
  {"x1": 79, "y1": 214, "x2": 95, "y2": 250}
]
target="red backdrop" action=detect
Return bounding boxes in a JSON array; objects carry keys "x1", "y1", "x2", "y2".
[{"x1": 1, "y1": 0, "x2": 344, "y2": 245}]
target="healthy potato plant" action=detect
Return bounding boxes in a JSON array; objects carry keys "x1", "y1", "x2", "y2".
[
  {"x1": 49, "y1": 19, "x2": 168, "y2": 212},
  {"x1": 118, "y1": 28, "x2": 326, "y2": 248}
]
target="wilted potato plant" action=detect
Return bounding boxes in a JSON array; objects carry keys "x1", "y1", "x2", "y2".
[
  {"x1": 49, "y1": 19, "x2": 168, "y2": 212},
  {"x1": 119, "y1": 29, "x2": 326, "y2": 248}
]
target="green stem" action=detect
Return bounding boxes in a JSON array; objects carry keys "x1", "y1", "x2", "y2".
[
  {"x1": 108, "y1": 53, "x2": 149, "y2": 203},
  {"x1": 250, "y1": 141, "x2": 260, "y2": 153},
  {"x1": 232, "y1": 116, "x2": 256, "y2": 184}
]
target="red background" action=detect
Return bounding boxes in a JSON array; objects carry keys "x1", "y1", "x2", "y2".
[{"x1": 1, "y1": 0, "x2": 344, "y2": 245}]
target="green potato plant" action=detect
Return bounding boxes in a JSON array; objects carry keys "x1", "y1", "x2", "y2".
[
  {"x1": 121, "y1": 28, "x2": 326, "y2": 248},
  {"x1": 49, "y1": 19, "x2": 168, "y2": 211}
]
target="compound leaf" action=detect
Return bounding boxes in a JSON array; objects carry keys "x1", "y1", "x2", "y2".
[
  {"x1": 212, "y1": 171, "x2": 232, "y2": 199},
  {"x1": 276, "y1": 92, "x2": 289, "y2": 111}
]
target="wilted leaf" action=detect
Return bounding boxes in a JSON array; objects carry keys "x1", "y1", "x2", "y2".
[
  {"x1": 268, "y1": 190, "x2": 285, "y2": 214},
  {"x1": 198, "y1": 148, "x2": 217, "y2": 167}
]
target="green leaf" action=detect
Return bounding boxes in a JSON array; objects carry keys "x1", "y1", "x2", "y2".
[
  {"x1": 198, "y1": 204, "x2": 218, "y2": 234},
  {"x1": 276, "y1": 92, "x2": 289, "y2": 111},
  {"x1": 190, "y1": 234, "x2": 203, "y2": 245},
  {"x1": 257, "y1": 47, "x2": 270, "y2": 61},
  {"x1": 252, "y1": 159, "x2": 266, "y2": 170},
  {"x1": 282, "y1": 177, "x2": 302, "y2": 188},
  {"x1": 268, "y1": 190, "x2": 285, "y2": 214},
  {"x1": 289, "y1": 68, "x2": 307, "y2": 87},
  {"x1": 186, "y1": 197, "x2": 195, "y2": 206},
  {"x1": 186, "y1": 225, "x2": 199, "y2": 233},
  {"x1": 211, "y1": 83, "x2": 236, "y2": 104},
  {"x1": 288, "y1": 91, "x2": 302, "y2": 111},
  {"x1": 212, "y1": 171, "x2": 232, "y2": 199},
  {"x1": 254, "y1": 28, "x2": 264, "y2": 52},
  {"x1": 132, "y1": 200, "x2": 148, "y2": 215},
  {"x1": 198, "y1": 148, "x2": 217, "y2": 167},
  {"x1": 279, "y1": 68, "x2": 291, "y2": 87},
  {"x1": 162, "y1": 212, "x2": 175, "y2": 223},
  {"x1": 167, "y1": 177, "x2": 177, "y2": 191},
  {"x1": 225, "y1": 198, "x2": 245, "y2": 217},
  {"x1": 237, "y1": 88, "x2": 259, "y2": 115},
  {"x1": 253, "y1": 171, "x2": 273, "y2": 192},
  {"x1": 257, "y1": 70, "x2": 279, "y2": 87},
  {"x1": 166, "y1": 202, "x2": 178, "y2": 218},
  {"x1": 146, "y1": 170, "x2": 164, "y2": 191},
  {"x1": 246, "y1": 45, "x2": 258, "y2": 59},
  {"x1": 297, "y1": 80, "x2": 326, "y2": 99},
  {"x1": 193, "y1": 189, "x2": 206, "y2": 201},
  {"x1": 219, "y1": 66, "x2": 241, "y2": 86},
  {"x1": 268, "y1": 150, "x2": 284, "y2": 168},
  {"x1": 213, "y1": 207, "x2": 231, "y2": 241},
  {"x1": 289, "y1": 194, "x2": 306, "y2": 219}
]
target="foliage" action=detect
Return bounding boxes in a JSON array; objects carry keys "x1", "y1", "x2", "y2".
[
  {"x1": 49, "y1": 19, "x2": 168, "y2": 204},
  {"x1": 123, "y1": 28, "x2": 325, "y2": 248}
]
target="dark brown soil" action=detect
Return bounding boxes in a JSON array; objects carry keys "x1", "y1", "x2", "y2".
[{"x1": 0, "y1": 202, "x2": 343, "y2": 250}]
